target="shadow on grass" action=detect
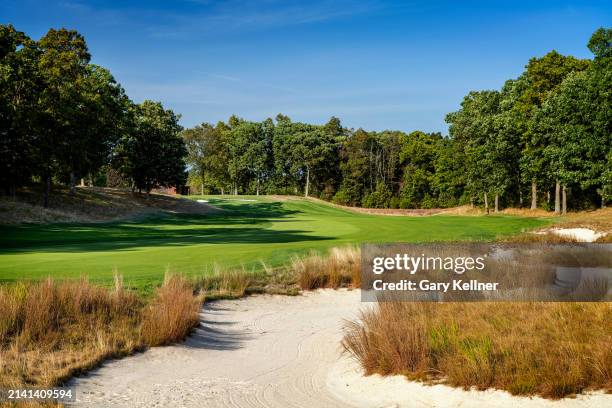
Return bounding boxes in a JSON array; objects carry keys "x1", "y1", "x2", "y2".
[{"x1": 0, "y1": 201, "x2": 331, "y2": 254}]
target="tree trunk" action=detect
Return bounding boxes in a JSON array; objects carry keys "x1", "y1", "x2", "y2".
[
  {"x1": 80, "y1": 178, "x2": 85, "y2": 187},
  {"x1": 69, "y1": 171, "x2": 77, "y2": 195},
  {"x1": 201, "y1": 182, "x2": 204, "y2": 195},
  {"x1": 369, "y1": 146, "x2": 373, "y2": 192},
  {"x1": 43, "y1": 175, "x2": 51, "y2": 208},
  {"x1": 601, "y1": 187, "x2": 606, "y2": 208},
  {"x1": 484, "y1": 192, "x2": 489, "y2": 214},
  {"x1": 305, "y1": 166, "x2": 310, "y2": 197},
  {"x1": 530, "y1": 181, "x2": 537, "y2": 210},
  {"x1": 256, "y1": 177, "x2": 260, "y2": 196},
  {"x1": 554, "y1": 180, "x2": 561, "y2": 214},
  {"x1": 519, "y1": 189, "x2": 523, "y2": 207},
  {"x1": 494, "y1": 193, "x2": 499, "y2": 213},
  {"x1": 547, "y1": 191, "x2": 550, "y2": 204},
  {"x1": 562, "y1": 185, "x2": 567, "y2": 215},
  {"x1": 221, "y1": 187, "x2": 224, "y2": 195}
]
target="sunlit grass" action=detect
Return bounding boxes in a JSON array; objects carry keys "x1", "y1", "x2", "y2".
[{"x1": 0, "y1": 195, "x2": 550, "y2": 290}]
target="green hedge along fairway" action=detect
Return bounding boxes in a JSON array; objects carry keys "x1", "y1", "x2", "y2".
[{"x1": 0, "y1": 196, "x2": 549, "y2": 290}]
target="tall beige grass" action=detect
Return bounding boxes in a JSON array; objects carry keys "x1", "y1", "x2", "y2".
[
  {"x1": 292, "y1": 246, "x2": 360, "y2": 290},
  {"x1": 343, "y1": 302, "x2": 612, "y2": 398},
  {"x1": 0, "y1": 275, "x2": 202, "y2": 392},
  {"x1": 195, "y1": 265, "x2": 251, "y2": 299},
  {"x1": 192, "y1": 247, "x2": 361, "y2": 298},
  {"x1": 141, "y1": 274, "x2": 203, "y2": 346}
]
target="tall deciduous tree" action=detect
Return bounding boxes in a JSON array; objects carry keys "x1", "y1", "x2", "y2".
[
  {"x1": 518, "y1": 51, "x2": 590, "y2": 211},
  {"x1": 118, "y1": 100, "x2": 187, "y2": 195},
  {"x1": 399, "y1": 131, "x2": 441, "y2": 208},
  {"x1": 446, "y1": 90, "x2": 502, "y2": 213},
  {"x1": 183, "y1": 123, "x2": 231, "y2": 194},
  {"x1": 0, "y1": 25, "x2": 40, "y2": 196},
  {"x1": 37, "y1": 28, "x2": 91, "y2": 204},
  {"x1": 533, "y1": 28, "x2": 612, "y2": 211},
  {"x1": 289, "y1": 127, "x2": 337, "y2": 197},
  {"x1": 72, "y1": 64, "x2": 128, "y2": 187},
  {"x1": 335, "y1": 129, "x2": 372, "y2": 205}
]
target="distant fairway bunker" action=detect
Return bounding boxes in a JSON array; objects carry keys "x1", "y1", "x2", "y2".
[{"x1": 0, "y1": 196, "x2": 550, "y2": 289}]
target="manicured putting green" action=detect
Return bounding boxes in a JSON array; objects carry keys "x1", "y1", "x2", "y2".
[{"x1": 0, "y1": 196, "x2": 549, "y2": 289}]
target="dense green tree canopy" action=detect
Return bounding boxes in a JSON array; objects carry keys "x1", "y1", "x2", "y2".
[
  {"x1": 117, "y1": 100, "x2": 187, "y2": 194},
  {"x1": 183, "y1": 26, "x2": 608, "y2": 213},
  {"x1": 1, "y1": 24, "x2": 609, "y2": 213},
  {"x1": 588, "y1": 27, "x2": 612, "y2": 60},
  {"x1": 0, "y1": 25, "x2": 187, "y2": 204},
  {"x1": 0, "y1": 25, "x2": 40, "y2": 194}
]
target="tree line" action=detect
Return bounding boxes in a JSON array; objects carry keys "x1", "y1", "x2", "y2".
[
  {"x1": 184, "y1": 28, "x2": 611, "y2": 213},
  {"x1": 0, "y1": 25, "x2": 187, "y2": 206},
  {"x1": 2, "y1": 25, "x2": 610, "y2": 214}
]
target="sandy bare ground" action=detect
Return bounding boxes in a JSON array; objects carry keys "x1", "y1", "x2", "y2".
[
  {"x1": 70, "y1": 290, "x2": 610, "y2": 408},
  {"x1": 536, "y1": 227, "x2": 607, "y2": 242}
]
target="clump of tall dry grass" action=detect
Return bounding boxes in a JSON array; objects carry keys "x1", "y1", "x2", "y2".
[
  {"x1": 195, "y1": 265, "x2": 251, "y2": 299},
  {"x1": 500, "y1": 207, "x2": 554, "y2": 217},
  {"x1": 190, "y1": 246, "x2": 361, "y2": 296},
  {"x1": 343, "y1": 302, "x2": 612, "y2": 398},
  {"x1": 292, "y1": 246, "x2": 360, "y2": 290},
  {"x1": 141, "y1": 275, "x2": 203, "y2": 346},
  {"x1": 504, "y1": 232, "x2": 581, "y2": 243},
  {"x1": 0, "y1": 275, "x2": 202, "y2": 392},
  {"x1": 0, "y1": 277, "x2": 142, "y2": 390}
]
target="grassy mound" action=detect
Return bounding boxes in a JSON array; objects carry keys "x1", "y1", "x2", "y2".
[{"x1": 0, "y1": 186, "x2": 218, "y2": 225}]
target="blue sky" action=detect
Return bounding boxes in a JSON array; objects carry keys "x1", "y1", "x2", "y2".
[{"x1": 1, "y1": 1, "x2": 610, "y2": 133}]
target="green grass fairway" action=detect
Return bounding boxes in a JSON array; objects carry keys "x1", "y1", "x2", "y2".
[{"x1": 0, "y1": 196, "x2": 549, "y2": 289}]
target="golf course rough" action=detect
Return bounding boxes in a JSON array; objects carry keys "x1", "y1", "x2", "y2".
[{"x1": 0, "y1": 196, "x2": 549, "y2": 289}]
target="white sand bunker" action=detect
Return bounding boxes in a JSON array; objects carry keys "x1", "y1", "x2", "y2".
[
  {"x1": 70, "y1": 290, "x2": 610, "y2": 408},
  {"x1": 537, "y1": 227, "x2": 606, "y2": 242},
  {"x1": 329, "y1": 358, "x2": 610, "y2": 408},
  {"x1": 196, "y1": 199, "x2": 209, "y2": 203}
]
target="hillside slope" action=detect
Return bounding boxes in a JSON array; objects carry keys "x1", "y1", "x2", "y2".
[{"x1": 0, "y1": 187, "x2": 218, "y2": 224}]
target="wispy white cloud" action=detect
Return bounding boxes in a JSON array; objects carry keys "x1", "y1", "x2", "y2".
[
  {"x1": 54, "y1": 0, "x2": 381, "y2": 39},
  {"x1": 56, "y1": 0, "x2": 395, "y2": 41},
  {"x1": 58, "y1": 1, "x2": 134, "y2": 27}
]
